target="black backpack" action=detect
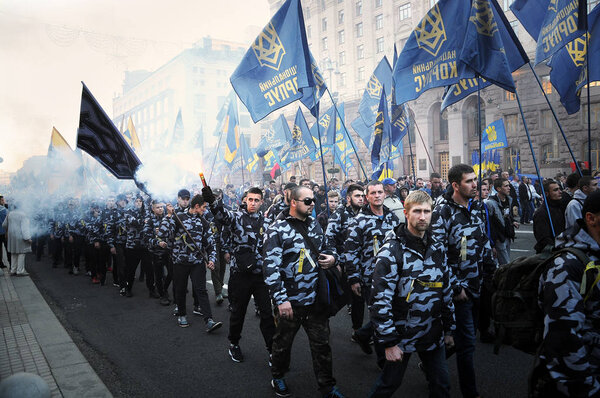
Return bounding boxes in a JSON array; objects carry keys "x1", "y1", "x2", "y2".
[{"x1": 491, "y1": 247, "x2": 590, "y2": 355}]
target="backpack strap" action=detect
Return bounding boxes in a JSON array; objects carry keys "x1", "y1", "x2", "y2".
[{"x1": 551, "y1": 248, "x2": 595, "y2": 303}]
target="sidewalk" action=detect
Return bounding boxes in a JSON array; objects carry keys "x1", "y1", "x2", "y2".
[{"x1": 0, "y1": 267, "x2": 112, "y2": 397}]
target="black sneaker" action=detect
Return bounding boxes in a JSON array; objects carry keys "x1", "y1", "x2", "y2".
[
  {"x1": 159, "y1": 296, "x2": 171, "y2": 306},
  {"x1": 206, "y1": 318, "x2": 222, "y2": 333},
  {"x1": 352, "y1": 332, "x2": 372, "y2": 355},
  {"x1": 324, "y1": 386, "x2": 345, "y2": 398},
  {"x1": 193, "y1": 306, "x2": 203, "y2": 316},
  {"x1": 271, "y1": 378, "x2": 291, "y2": 397},
  {"x1": 149, "y1": 290, "x2": 160, "y2": 299},
  {"x1": 126, "y1": 289, "x2": 133, "y2": 298},
  {"x1": 216, "y1": 294, "x2": 224, "y2": 305},
  {"x1": 172, "y1": 305, "x2": 179, "y2": 316},
  {"x1": 229, "y1": 344, "x2": 243, "y2": 362},
  {"x1": 119, "y1": 287, "x2": 126, "y2": 296}
]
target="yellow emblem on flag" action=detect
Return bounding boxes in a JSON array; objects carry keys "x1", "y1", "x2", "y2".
[
  {"x1": 486, "y1": 125, "x2": 497, "y2": 142},
  {"x1": 319, "y1": 114, "x2": 331, "y2": 129},
  {"x1": 291, "y1": 124, "x2": 303, "y2": 142},
  {"x1": 549, "y1": 0, "x2": 558, "y2": 12},
  {"x1": 252, "y1": 22, "x2": 286, "y2": 71},
  {"x1": 366, "y1": 75, "x2": 383, "y2": 99},
  {"x1": 414, "y1": 4, "x2": 447, "y2": 57},
  {"x1": 470, "y1": 0, "x2": 498, "y2": 37},
  {"x1": 566, "y1": 33, "x2": 587, "y2": 68},
  {"x1": 312, "y1": 63, "x2": 325, "y2": 91}
]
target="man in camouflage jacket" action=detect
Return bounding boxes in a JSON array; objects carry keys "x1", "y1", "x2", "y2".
[
  {"x1": 207, "y1": 186, "x2": 275, "y2": 363},
  {"x1": 537, "y1": 190, "x2": 600, "y2": 397},
  {"x1": 107, "y1": 194, "x2": 128, "y2": 288},
  {"x1": 369, "y1": 190, "x2": 455, "y2": 397},
  {"x1": 345, "y1": 180, "x2": 400, "y2": 365},
  {"x1": 262, "y1": 186, "x2": 344, "y2": 398},
  {"x1": 430, "y1": 164, "x2": 495, "y2": 398}
]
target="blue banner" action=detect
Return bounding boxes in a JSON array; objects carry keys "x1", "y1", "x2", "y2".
[
  {"x1": 358, "y1": 56, "x2": 392, "y2": 127},
  {"x1": 256, "y1": 114, "x2": 291, "y2": 157},
  {"x1": 351, "y1": 115, "x2": 373, "y2": 147},
  {"x1": 280, "y1": 108, "x2": 315, "y2": 164},
  {"x1": 299, "y1": 52, "x2": 327, "y2": 117},
  {"x1": 481, "y1": 119, "x2": 508, "y2": 151},
  {"x1": 510, "y1": 0, "x2": 549, "y2": 39},
  {"x1": 576, "y1": 4, "x2": 600, "y2": 92},
  {"x1": 371, "y1": 88, "x2": 391, "y2": 172},
  {"x1": 230, "y1": 0, "x2": 314, "y2": 122}
]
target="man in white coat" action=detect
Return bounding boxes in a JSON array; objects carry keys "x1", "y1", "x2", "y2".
[{"x1": 2, "y1": 203, "x2": 32, "y2": 276}]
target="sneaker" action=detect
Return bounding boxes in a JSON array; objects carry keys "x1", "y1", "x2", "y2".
[
  {"x1": 229, "y1": 344, "x2": 244, "y2": 362},
  {"x1": 193, "y1": 306, "x2": 203, "y2": 316},
  {"x1": 352, "y1": 332, "x2": 372, "y2": 355},
  {"x1": 107, "y1": 266, "x2": 113, "y2": 272},
  {"x1": 113, "y1": 283, "x2": 120, "y2": 287},
  {"x1": 222, "y1": 291, "x2": 228, "y2": 299},
  {"x1": 172, "y1": 305, "x2": 179, "y2": 316},
  {"x1": 119, "y1": 287, "x2": 126, "y2": 296},
  {"x1": 324, "y1": 386, "x2": 345, "y2": 398},
  {"x1": 206, "y1": 318, "x2": 222, "y2": 333},
  {"x1": 16, "y1": 272, "x2": 30, "y2": 277},
  {"x1": 126, "y1": 289, "x2": 133, "y2": 298},
  {"x1": 216, "y1": 293, "x2": 224, "y2": 305},
  {"x1": 178, "y1": 316, "x2": 189, "y2": 328},
  {"x1": 73, "y1": 267, "x2": 80, "y2": 276},
  {"x1": 159, "y1": 296, "x2": 171, "y2": 306},
  {"x1": 149, "y1": 290, "x2": 160, "y2": 299},
  {"x1": 271, "y1": 378, "x2": 291, "y2": 398},
  {"x1": 91, "y1": 277, "x2": 100, "y2": 284},
  {"x1": 268, "y1": 353, "x2": 273, "y2": 367},
  {"x1": 86, "y1": 271, "x2": 92, "y2": 277}
]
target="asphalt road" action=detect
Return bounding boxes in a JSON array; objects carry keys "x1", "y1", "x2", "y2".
[{"x1": 29, "y1": 224, "x2": 538, "y2": 398}]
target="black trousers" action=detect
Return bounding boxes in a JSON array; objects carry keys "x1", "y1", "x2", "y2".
[
  {"x1": 163, "y1": 253, "x2": 174, "y2": 298},
  {"x1": 51, "y1": 237, "x2": 62, "y2": 266},
  {"x1": 34, "y1": 234, "x2": 48, "y2": 261},
  {"x1": 151, "y1": 252, "x2": 168, "y2": 297},
  {"x1": 63, "y1": 238, "x2": 72, "y2": 268},
  {"x1": 114, "y1": 244, "x2": 126, "y2": 286},
  {"x1": 228, "y1": 272, "x2": 275, "y2": 350},
  {"x1": 70, "y1": 234, "x2": 85, "y2": 268},
  {"x1": 124, "y1": 247, "x2": 152, "y2": 291},
  {"x1": 0, "y1": 234, "x2": 10, "y2": 266},
  {"x1": 173, "y1": 262, "x2": 212, "y2": 319},
  {"x1": 210, "y1": 248, "x2": 227, "y2": 296},
  {"x1": 90, "y1": 242, "x2": 109, "y2": 284}
]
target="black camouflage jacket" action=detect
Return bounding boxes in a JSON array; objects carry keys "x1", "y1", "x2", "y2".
[{"x1": 159, "y1": 210, "x2": 216, "y2": 266}]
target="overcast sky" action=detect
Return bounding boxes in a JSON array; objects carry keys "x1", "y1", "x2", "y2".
[{"x1": 0, "y1": 0, "x2": 269, "y2": 173}]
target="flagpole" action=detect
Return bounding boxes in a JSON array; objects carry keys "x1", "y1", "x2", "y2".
[
  {"x1": 325, "y1": 88, "x2": 368, "y2": 180},
  {"x1": 527, "y1": 63, "x2": 582, "y2": 176},
  {"x1": 515, "y1": 91, "x2": 556, "y2": 238},
  {"x1": 240, "y1": 135, "x2": 246, "y2": 187},
  {"x1": 586, "y1": 32, "x2": 592, "y2": 170},
  {"x1": 412, "y1": 117, "x2": 437, "y2": 173},
  {"x1": 314, "y1": 97, "x2": 331, "y2": 218},
  {"x1": 477, "y1": 76, "x2": 483, "y2": 200}
]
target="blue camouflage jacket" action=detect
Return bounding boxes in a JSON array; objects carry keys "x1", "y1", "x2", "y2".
[
  {"x1": 262, "y1": 209, "x2": 337, "y2": 307},
  {"x1": 159, "y1": 210, "x2": 216, "y2": 266},
  {"x1": 325, "y1": 205, "x2": 360, "y2": 258},
  {"x1": 539, "y1": 221, "x2": 600, "y2": 396},
  {"x1": 125, "y1": 207, "x2": 146, "y2": 249},
  {"x1": 345, "y1": 204, "x2": 400, "y2": 286},
  {"x1": 143, "y1": 213, "x2": 169, "y2": 255},
  {"x1": 86, "y1": 212, "x2": 111, "y2": 244},
  {"x1": 211, "y1": 202, "x2": 268, "y2": 275},
  {"x1": 430, "y1": 193, "x2": 495, "y2": 298},
  {"x1": 370, "y1": 225, "x2": 455, "y2": 352},
  {"x1": 107, "y1": 207, "x2": 127, "y2": 247}
]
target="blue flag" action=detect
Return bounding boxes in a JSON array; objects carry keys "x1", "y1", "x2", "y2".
[
  {"x1": 214, "y1": 92, "x2": 237, "y2": 137},
  {"x1": 509, "y1": 0, "x2": 548, "y2": 39},
  {"x1": 230, "y1": 0, "x2": 314, "y2": 122},
  {"x1": 257, "y1": 114, "x2": 291, "y2": 157},
  {"x1": 223, "y1": 99, "x2": 240, "y2": 165},
  {"x1": 549, "y1": 4, "x2": 600, "y2": 114},
  {"x1": 280, "y1": 108, "x2": 315, "y2": 164},
  {"x1": 77, "y1": 82, "x2": 141, "y2": 180},
  {"x1": 358, "y1": 57, "x2": 393, "y2": 127},
  {"x1": 371, "y1": 88, "x2": 390, "y2": 172},
  {"x1": 392, "y1": 0, "x2": 472, "y2": 105},
  {"x1": 311, "y1": 105, "x2": 337, "y2": 145},
  {"x1": 239, "y1": 136, "x2": 256, "y2": 170},
  {"x1": 481, "y1": 119, "x2": 509, "y2": 151},
  {"x1": 442, "y1": 0, "x2": 529, "y2": 110},
  {"x1": 391, "y1": 103, "x2": 410, "y2": 147},
  {"x1": 351, "y1": 115, "x2": 373, "y2": 147},
  {"x1": 515, "y1": 150, "x2": 522, "y2": 174},
  {"x1": 300, "y1": 52, "x2": 328, "y2": 117},
  {"x1": 171, "y1": 109, "x2": 184, "y2": 147}
]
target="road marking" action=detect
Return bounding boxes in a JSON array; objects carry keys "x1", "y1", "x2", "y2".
[
  {"x1": 512, "y1": 249, "x2": 533, "y2": 252},
  {"x1": 206, "y1": 280, "x2": 228, "y2": 289},
  {"x1": 515, "y1": 230, "x2": 534, "y2": 234}
]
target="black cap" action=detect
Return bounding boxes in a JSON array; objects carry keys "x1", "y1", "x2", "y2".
[
  {"x1": 582, "y1": 190, "x2": 600, "y2": 217},
  {"x1": 116, "y1": 194, "x2": 127, "y2": 202},
  {"x1": 177, "y1": 189, "x2": 191, "y2": 199},
  {"x1": 284, "y1": 182, "x2": 297, "y2": 191}
]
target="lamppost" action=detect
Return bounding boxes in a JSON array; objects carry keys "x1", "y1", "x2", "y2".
[{"x1": 322, "y1": 57, "x2": 341, "y2": 179}]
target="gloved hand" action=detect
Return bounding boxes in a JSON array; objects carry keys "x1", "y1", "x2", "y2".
[{"x1": 202, "y1": 186, "x2": 216, "y2": 204}]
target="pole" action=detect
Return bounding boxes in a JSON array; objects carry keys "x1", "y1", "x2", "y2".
[
  {"x1": 527, "y1": 63, "x2": 582, "y2": 176},
  {"x1": 477, "y1": 76, "x2": 483, "y2": 200},
  {"x1": 586, "y1": 32, "x2": 592, "y2": 170},
  {"x1": 412, "y1": 117, "x2": 437, "y2": 173},
  {"x1": 325, "y1": 88, "x2": 368, "y2": 180},
  {"x1": 208, "y1": 125, "x2": 225, "y2": 185},
  {"x1": 314, "y1": 101, "x2": 331, "y2": 218},
  {"x1": 406, "y1": 105, "x2": 417, "y2": 188},
  {"x1": 240, "y1": 134, "x2": 246, "y2": 187},
  {"x1": 515, "y1": 91, "x2": 556, "y2": 237}
]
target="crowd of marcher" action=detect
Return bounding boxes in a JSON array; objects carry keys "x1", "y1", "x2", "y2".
[{"x1": 0, "y1": 165, "x2": 599, "y2": 397}]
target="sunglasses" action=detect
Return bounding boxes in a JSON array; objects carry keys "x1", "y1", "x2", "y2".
[{"x1": 297, "y1": 197, "x2": 315, "y2": 205}]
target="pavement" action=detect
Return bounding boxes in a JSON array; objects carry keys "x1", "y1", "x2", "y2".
[{"x1": 0, "y1": 265, "x2": 111, "y2": 397}]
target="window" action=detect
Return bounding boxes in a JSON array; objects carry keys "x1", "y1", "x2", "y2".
[
  {"x1": 339, "y1": 51, "x2": 346, "y2": 65},
  {"x1": 440, "y1": 109, "x2": 448, "y2": 141},
  {"x1": 398, "y1": 3, "x2": 411, "y2": 21},
  {"x1": 375, "y1": 0, "x2": 382, "y2": 7},
  {"x1": 504, "y1": 89, "x2": 516, "y2": 101},
  {"x1": 541, "y1": 143, "x2": 558, "y2": 163},
  {"x1": 375, "y1": 14, "x2": 383, "y2": 30},
  {"x1": 505, "y1": 114, "x2": 518, "y2": 135},
  {"x1": 582, "y1": 102, "x2": 600, "y2": 125},
  {"x1": 357, "y1": 66, "x2": 365, "y2": 81},
  {"x1": 541, "y1": 110, "x2": 553, "y2": 129},
  {"x1": 583, "y1": 140, "x2": 600, "y2": 171},
  {"x1": 356, "y1": 22, "x2": 363, "y2": 37},
  {"x1": 464, "y1": 98, "x2": 486, "y2": 139},
  {"x1": 339, "y1": 72, "x2": 346, "y2": 87},
  {"x1": 322, "y1": 17, "x2": 327, "y2": 31},
  {"x1": 357, "y1": 44, "x2": 364, "y2": 59},
  {"x1": 338, "y1": 10, "x2": 344, "y2": 24},
  {"x1": 322, "y1": 37, "x2": 328, "y2": 50},
  {"x1": 419, "y1": 159, "x2": 427, "y2": 171},
  {"x1": 338, "y1": 30, "x2": 345, "y2": 44},
  {"x1": 307, "y1": 25, "x2": 311, "y2": 39},
  {"x1": 356, "y1": 0, "x2": 362, "y2": 16},
  {"x1": 541, "y1": 75, "x2": 552, "y2": 94},
  {"x1": 439, "y1": 152, "x2": 449, "y2": 181},
  {"x1": 376, "y1": 37, "x2": 384, "y2": 53}
]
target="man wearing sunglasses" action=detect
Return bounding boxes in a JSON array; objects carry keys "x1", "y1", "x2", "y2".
[
  {"x1": 263, "y1": 186, "x2": 345, "y2": 398},
  {"x1": 346, "y1": 180, "x2": 401, "y2": 368}
]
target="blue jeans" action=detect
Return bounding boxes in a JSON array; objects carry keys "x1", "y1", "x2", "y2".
[
  {"x1": 369, "y1": 345, "x2": 450, "y2": 398},
  {"x1": 454, "y1": 299, "x2": 479, "y2": 398},
  {"x1": 495, "y1": 239, "x2": 511, "y2": 266}
]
